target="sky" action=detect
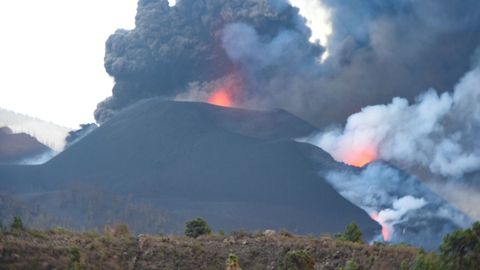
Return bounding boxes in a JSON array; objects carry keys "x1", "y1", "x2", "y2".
[
  {"x1": 0, "y1": 0, "x2": 326, "y2": 129},
  {"x1": 0, "y1": 0, "x2": 138, "y2": 128}
]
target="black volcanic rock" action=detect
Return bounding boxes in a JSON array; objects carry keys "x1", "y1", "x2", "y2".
[
  {"x1": 0, "y1": 127, "x2": 51, "y2": 164},
  {"x1": 0, "y1": 99, "x2": 379, "y2": 237}
]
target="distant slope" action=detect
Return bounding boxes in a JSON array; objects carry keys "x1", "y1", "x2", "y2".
[
  {"x1": 0, "y1": 99, "x2": 380, "y2": 237},
  {"x1": 0, "y1": 127, "x2": 51, "y2": 164},
  {"x1": 0, "y1": 108, "x2": 70, "y2": 150}
]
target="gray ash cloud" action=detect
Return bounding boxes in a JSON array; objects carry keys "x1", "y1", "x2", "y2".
[
  {"x1": 96, "y1": 0, "x2": 480, "y2": 127},
  {"x1": 96, "y1": 0, "x2": 320, "y2": 123}
]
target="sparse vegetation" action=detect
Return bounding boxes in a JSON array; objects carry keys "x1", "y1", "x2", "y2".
[
  {"x1": 226, "y1": 253, "x2": 242, "y2": 270},
  {"x1": 68, "y1": 246, "x2": 83, "y2": 270},
  {"x1": 339, "y1": 259, "x2": 359, "y2": 270},
  {"x1": 0, "y1": 219, "x2": 5, "y2": 232},
  {"x1": 281, "y1": 249, "x2": 315, "y2": 270},
  {"x1": 104, "y1": 223, "x2": 132, "y2": 238},
  {"x1": 185, "y1": 218, "x2": 212, "y2": 238},
  {"x1": 10, "y1": 216, "x2": 25, "y2": 231},
  {"x1": 410, "y1": 251, "x2": 439, "y2": 270},
  {"x1": 1, "y1": 221, "x2": 478, "y2": 270},
  {"x1": 337, "y1": 222, "x2": 363, "y2": 243},
  {"x1": 0, "y1": 227, "x2": 419, "y2": 269}
]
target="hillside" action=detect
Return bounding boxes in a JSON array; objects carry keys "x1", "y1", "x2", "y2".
[
  {"x1": 0, "y1": 99, "x2": 379, "y2": 237},
  {"x1": 0, "y1": 228, "x2": 419, "y2": 270},
  {"x1": 0, "y1": 127, "x2": 51, "y2": 164},
  {"x1": 0, "y1": 108, "x2": 70, "y2": 151}
]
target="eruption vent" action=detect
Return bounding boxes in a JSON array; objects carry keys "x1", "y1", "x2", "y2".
[
  {"x1": 208, "y1": 89, "x2": 234, "y2": 107},
  {"x1": 344, "y1": 145, "x2": 377, "y2": 167}
]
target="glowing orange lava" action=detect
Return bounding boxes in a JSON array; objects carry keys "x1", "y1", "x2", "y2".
[
  {"x1": 371, "y1": 212, "x2": 390, "y2": 241},
  {"x1": 208, "y1": 89, "x2": 233, "y2": 107},
  {"x1": 344, "y1": 146, "x2": 377, "y2": 167}
]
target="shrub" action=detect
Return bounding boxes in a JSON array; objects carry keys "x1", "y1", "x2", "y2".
[
  {"x1": 226, "y1": 253, "x2": 242, "y2": 270},
  {"x1": 10, "y1": 216, "x2": 24, "y2": 231},
  {"x1": 281, "y1": 250, "x2": 315, "y2": 270},
  {"x1": 69, "y1": 247, "x2": 81, "y2": 263},
  {"x1": 0, "y1": 220, "x2": 5, "y2": 232},
  {"x1": 337, "y1": 222, "x2": 363, "y2": 243},
  {"x1": 185, "y1": 218, "x2": 212, "y2": 238},
  {"x1": 411, "y1": 251, "x2": 440, "y2": 270},
  {"x1": 439, "y1": 221, "x2": 480, "y2": 270},
  {"x1": 104, "y1": 223, "x2": 131, "y2": 238},
  {"x1": 68, "y1": 247, "x2": 83, "y2": 270},
  {"x1": 340, "y1": 259, "x2": 359, "y2": 270}
]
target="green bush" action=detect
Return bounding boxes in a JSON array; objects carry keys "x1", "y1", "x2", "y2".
[
  {"x1": 281, "y1": 250, "x2": 315, "y2": 270},
  {"x1": 337, "y1": 222, "x2": 363, "y2": 243},
  {"x1": 340, "y1": 259, "x2": 359, "y2": 270},
  {"x1": 185, "y1": 218, "x2": 212, "y2": 238},
  {"x1": 226, "y1": 253, "x2": 242, "y2": 270},
  {"x1": 411, "y1": 251, "x2": 440, "y2": 270},
  {"x1": 10, "y1": 216, "x2": 24, "y2": 231},
  {"x1": 69, "y1": 247, "x2": 81, "y2": 263},
  {"x1": 68, "y1": 247, "x2": 83, "y2": 270},
  {"x1": 439, "y1": 221, "x2": 480, "y2": 270},
  {"x1": 0, "y1": 220, "x2": 5, "y2": 232}
]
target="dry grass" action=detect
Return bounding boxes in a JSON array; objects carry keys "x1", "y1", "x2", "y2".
[{"x1": 0, "y1": 229, "x2": 418, "y2": 270}]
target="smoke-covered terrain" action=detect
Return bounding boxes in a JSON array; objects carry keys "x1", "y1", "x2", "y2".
[{"x1": 323, "y1": 162, "x2": 472, "y2": 249}]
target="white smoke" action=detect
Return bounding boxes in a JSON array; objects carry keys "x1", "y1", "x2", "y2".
[
  {"x1": 381, "y1": 196, "x2": 427, "y2": 222},
  {"x1": 288, "y1": 0, "x2": 332, "y2": 48},
  {"x1": 374, "y1": 196, "x2": 427, "y2": 240},
  {"x1": 18, "y1": 150, "x2": 59, "y2": 165},
  {"x1": 326, "y1": 162, "x2": 472, "y2": 247},
  {"x1": 0, "y1": 108, "x2": 70, "y2": 151},
  {"x1": 308, "y1": 67, "x2": 480, "y2": 179}
]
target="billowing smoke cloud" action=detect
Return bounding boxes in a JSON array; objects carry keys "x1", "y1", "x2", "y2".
[
  {"x1": 96, "y1": 0, "x2": 480, "y2": 128},
  {"x1": 326, "y1": 162, "x2": 472, "y2": 249},
  {"x1": 308, "y1": 67, "x2": 480, "y2": 178},
  {"x1": 307, "y1": 66, "x2": 480, "y2": 216},
  {"x1": 96, "y1": 0, "x2": 321, "y2": 123}
]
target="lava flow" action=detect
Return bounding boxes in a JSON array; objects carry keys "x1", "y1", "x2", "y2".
[
  {"x1": 371, "y1": 212, "x2": 391, "y2": 241},
  {"x1": 208, "y1": 89, "x2": 233, "y2": 107},
  {"x1": 343, "y1": 145, "x2": 377, "y2": 167}
]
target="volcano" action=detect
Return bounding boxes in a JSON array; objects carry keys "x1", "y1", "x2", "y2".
[{"x1": 0, "y1": 99, "x2": 380, "y2": 236}]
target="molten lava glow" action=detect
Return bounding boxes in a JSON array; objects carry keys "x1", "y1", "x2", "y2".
[
  {"x1": 208, "y1": 89, "x2": 233, "y2": 107},
  {"x1": 371, "y1": 212, "x2": 390, "y2": 241},
  {"x1": 343, "y1": 146, "x2": 377, "y2": 167}
]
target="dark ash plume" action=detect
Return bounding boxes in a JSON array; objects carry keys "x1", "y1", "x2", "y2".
[
  {"x1": 96, "y1": 0, "x2": 480, "y2": 127},
  {"x1": 95, "y1": 0, "x2": 320, "y2": 123}
]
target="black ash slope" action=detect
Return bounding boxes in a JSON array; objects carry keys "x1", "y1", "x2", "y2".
[{"x1": 0, "y1": 99, "x2": 379, "y2": 236}]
